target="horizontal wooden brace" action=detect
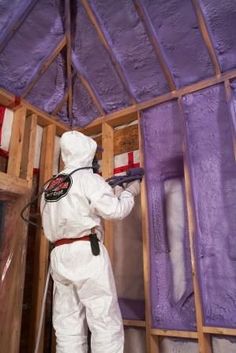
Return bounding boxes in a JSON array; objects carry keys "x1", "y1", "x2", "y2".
[
  {"x1": 203, "y1": 326, "x2": 236, "y2": 336},
  {"x1": 123, "y1": 320, "x2": 146, "y2": 328},
  {"x1": 151, "y1": 328, "x2": 198, "y2": 339}
]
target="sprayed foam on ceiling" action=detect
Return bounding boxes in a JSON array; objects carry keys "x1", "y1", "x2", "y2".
[
  {"x1": 141, "y1": 0, "x2": 214, "y2": 87},
  {"x1": 27, "y1": 51, "x2": 66, "y2": 113},
  {"x1": 90, "y1": 0, "x2": 169, "y2": 101},
  {"x1": 199, "y1": 0, "x2": 236, "y2": 71},
  {"x1": 0, "y1": 0, "x2": 64, "y2": 95},
  {"x1": 0, "y1": 0, "x2": 236, "y2": 126}
]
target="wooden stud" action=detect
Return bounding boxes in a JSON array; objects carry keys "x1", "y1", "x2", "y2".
[
  {"x1": 20, "y1": 114, "x2": 37, "y2": 186},
  {"x1": 65, "y1": 0, "x2": 73, "y2": 125},
  {"x1": 0, "y1": 0, "x2": 38, "y2": 53},
  {"x1": 132, "y1": 0, "x2": 176, "y2": 91},
  {"x1": 191, "y1": 0, "x2": 221, "y2": 75},
  {"x1": 80, "y1": 0, "x2": 136, "y2": 104},
  {"x1": 138, "y1": 112, "x2": 160, "y2": 353},
  {"x1": 7, "y1": 106, "x2": 27, "y2": 177},
  {"x1": 102, "y1": 122, "x2": 114, "y2": 263},
  {"x1": 180, "y1": 99, "x2": 212, "y2": 353},
  {"x1": 151, "y1": 329, "x2": 198, "y2": 339},
  {"x1": 22, "y1": 37, "x2": 67, "y2": 98},
  {"x1": 30, "y1": 124, "x2": 56, "y2": 353}
]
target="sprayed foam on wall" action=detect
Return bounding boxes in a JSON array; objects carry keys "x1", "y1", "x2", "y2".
[
  {"x1": 199, "y1": 0, "x2": 236, "y2": 71},
  {"x1": 89, "y1": 0, "x2": 169, "y2": 102},
  {"x1": 141, "y1": 102, "x2": 196, "y2": 330},
  {"x1": 141, "y1": 0, "x2": 214, "y2": 87},
  {"x1": 182, "y1": 84, "x2": 236, "y2": 327}
]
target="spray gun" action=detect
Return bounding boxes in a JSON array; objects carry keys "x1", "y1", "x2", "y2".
[{"x1": 106, "y1": 167, "x2": 145, "y2": 188}]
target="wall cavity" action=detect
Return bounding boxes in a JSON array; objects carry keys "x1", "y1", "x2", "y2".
[
  {"x1": 182, "y1": 84, "x2": 236, "y2": 327},
  {"x1": 141, "y1": 102, "x2": 196, "y2": 330}
]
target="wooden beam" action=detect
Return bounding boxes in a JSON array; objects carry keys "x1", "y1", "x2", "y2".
[
  {"x1": 31, "y1": 124, "x2": 56, "y2": 353},
  {"x1": 80, "y1": 0, "x2": 136, "y2": 104},
  {"x1": 203, "y1": 326, "x2": 236, "y2": 336},
  {"x1": 181, "y1": 98, "x2": 212, "y2": 353},
  {"x1": 151, "y1": 329, "x2": 198, "y2": 339},
  {"x1": 102, "y1": 122, "x2": 114, "y2": 263},
  {"x1": 0, "y1": 0, "x2": 38, "y2": 53},
  {"x1": 7, "y1": 106, "x2": 27, "y2": 177},
  {"x1": 22, "y1": 36, "x2": 67, "y2": 97},
  {"x1": 132, "y1": 0, "x2": 176, "y2": 90},
  {"x1": 191, "y1": 0, "x2": 221, "y2": 75},
  {"x1": 138, "y1": 113, "x2": 160, "y2": 353},
  {"x1": 20, "y1": 114, "x2": 37, "y2": 185},
  {"x1": 65, "y1": 0, "x2": 73, "y2": 126},
  {"x1": 123, "y1": 320, "x2": 146, "y2": 328}
]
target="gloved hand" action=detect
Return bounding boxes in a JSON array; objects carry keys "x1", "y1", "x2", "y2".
[{"x1": 125, "y1": 180, "x2": 140, "y2": 197}]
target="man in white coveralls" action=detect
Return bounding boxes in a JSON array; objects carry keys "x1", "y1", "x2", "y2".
[{"x1": 40, "y1": 131, "x2": 140, "y2": 353}]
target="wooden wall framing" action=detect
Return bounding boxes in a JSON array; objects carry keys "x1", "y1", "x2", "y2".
[{"x1": 0, "y1": 63, "x2": 236, "y2": 353}]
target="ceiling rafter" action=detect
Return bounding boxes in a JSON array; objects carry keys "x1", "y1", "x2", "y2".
[
  {"x1": 65, "y1": 0, "x2": 73, "y2": 127},
  {"x1": 72, "y1": 56, "x2": 105, "y2": 116},
  {"x1": 80, "y1": 0, "x2": 136, "y2": 105},
  {"x1": 21, "y1": 36, "x2": 67, "y2": 98},
  {"x1": 191, "y1": 0, "x2": 221, "y2": 75},
  {"x1": 132, "y1": 0, "x2": 176, "y2": 91},
  {"x1": 0, "y1": 0, "x2": 38, "y2": 54}
]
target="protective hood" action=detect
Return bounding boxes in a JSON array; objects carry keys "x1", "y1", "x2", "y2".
[{"x1": 60, "y1": 131, "x2": 97, "y2": 169}]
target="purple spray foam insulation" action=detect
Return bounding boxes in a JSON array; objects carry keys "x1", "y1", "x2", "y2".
[
  {"x1": 0, "y1": 0, "x2": 64, "y2": 96},
  {"x1": 230, "y1": 79, "x2": 236, "y2": 139},
  {"x1": 182, "y1": 84, "x2": 236, "y2": 327},
  {"x1": 72, "y1": 76, "x2": 100, "y2": 128},
  {"x1": 141, "y1": 0, "x2": 214, "y2": 88},
  {"x1": 0, "y1": 0, "x2": 32, "y2": 33},
  {"x1": 141, "y1": 101, "x2": 196, "y2": 330},
  {"x1": 73, "y1": 0, "x2": 131, "y2": 113},
  {"x1": 199, "y1": 0, "x2": 236, "y2": 72},
  {"x1": 27, "y1": 51, "x2": 66, "y2": 114},
  {"x1": 89, "y1": 0, "x2": 169, "y2": 102}
]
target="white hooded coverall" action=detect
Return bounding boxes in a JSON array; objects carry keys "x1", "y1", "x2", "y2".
[{"x1": 40, "y1": 131, "x2": 137, "y2": 353}]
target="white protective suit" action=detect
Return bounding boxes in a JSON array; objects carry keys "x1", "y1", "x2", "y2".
[{"x1": 40, "y1": 131, "x2": 139, "y2": 353}]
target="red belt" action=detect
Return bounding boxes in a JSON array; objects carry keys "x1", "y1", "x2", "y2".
[{"x1": 54, "y1": 235, "x2": 91, "y2": 247}]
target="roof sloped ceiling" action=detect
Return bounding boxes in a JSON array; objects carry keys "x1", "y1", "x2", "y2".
[{"x1": 0, "y1": 0, "x2": 236, "y2": 128}]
